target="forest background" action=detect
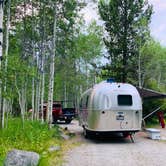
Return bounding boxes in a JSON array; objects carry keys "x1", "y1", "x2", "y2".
[
  {"x1": 0, "y1": 0, "x2": 165, "y2": 130},
  {"x1": 0, "y1": 0, "x2": 166, "y2": 165}
]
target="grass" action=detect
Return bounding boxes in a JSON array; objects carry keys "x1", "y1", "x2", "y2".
[
  {"x1": 0, "y1": 118, "x2": 66, "y2": 166},
  {"x1": 145, "y1": 118, "x2": 161, "y2": 128}
]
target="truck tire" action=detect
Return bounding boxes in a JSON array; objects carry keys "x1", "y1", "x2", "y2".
[
  {"x1": 52, "y1": 117, "x2": 57, "y2": 124},
  {"x1": 65, "y1": 119, "x2": 72, "y2": 124},
  {"x1": 83, "y1": 128, "x2": 92, "y2": 139}
]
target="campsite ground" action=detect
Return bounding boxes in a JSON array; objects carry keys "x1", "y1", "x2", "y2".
[{"x1": 60, "y1": 120, "x2": 166, "y2": 166}]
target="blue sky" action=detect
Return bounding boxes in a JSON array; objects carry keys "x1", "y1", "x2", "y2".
[
  {"x1": 82, "y1": 0, "x2": 166, "y2": 46},
  {"x1": 149, "y1": 0, "x2": 166, "y2": 46}
]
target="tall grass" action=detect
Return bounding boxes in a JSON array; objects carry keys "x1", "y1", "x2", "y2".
[
  {"x1": 0, "y1": 118, "x2": 62, "y2": 166},
  {"x1": 145, "y1": 117, "x2": 160, "y2": 128}
]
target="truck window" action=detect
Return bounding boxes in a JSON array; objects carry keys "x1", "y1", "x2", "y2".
[
  {"x1": 118, "y1": 95, "x2": 132, "y2": 106},
  {"x1": 54, "y1": 104, "x2": 61, "y2": 108}
]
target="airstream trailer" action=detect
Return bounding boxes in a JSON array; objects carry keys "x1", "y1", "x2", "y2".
[{"x1": 79, "y1": 80, "x2": 142, "y2": 141}]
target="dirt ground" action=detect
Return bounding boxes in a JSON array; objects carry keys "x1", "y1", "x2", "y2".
[{"x1": 59, "y1": 120, "x2": 166, "y2": 166}]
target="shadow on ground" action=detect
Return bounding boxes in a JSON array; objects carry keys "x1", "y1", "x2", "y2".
[{"x1": 83, "y1": 132, "x2": 133, "y2": 144}]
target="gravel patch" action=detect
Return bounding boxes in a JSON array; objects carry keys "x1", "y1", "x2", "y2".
[{"x1": 60, "y1": 121, "x2": 166, "y2": 166}]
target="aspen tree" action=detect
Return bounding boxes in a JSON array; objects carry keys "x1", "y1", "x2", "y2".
[
  {"x1": 47, "y1": 1, "x2": 57, "y2": 128},
  {"x1": 3, "y1": 0, "x2": 11, "y2": 127},
  {"x1": 0, "y1": 0, "x2": 4, "y2": 128}
]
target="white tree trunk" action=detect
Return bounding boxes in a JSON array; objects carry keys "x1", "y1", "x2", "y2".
[
  {"x1": 40, "y1": 42, "x2": 45, "y2": 123},
  {"x1": 2, "y1": 0, "x2": 11, "y2": 126},
  {"x1": 35, "y1": 75, "x2": 41, "y2": 120},
  {"x1": 6, "y1": 99, "x2": 13, "y2": 128},
  {"x1": 40, "y1": 1, "x2": 46, "y2": 123},
  {"x1": 15, "y1": 79, "x2": 26, "y2": 128},
  {"x1": 64, "y1": 82, "x2": 67, "y2": 106},
  {"x1": 157, "y1": 71, "x2": 161, "y2": 88},
  {"x1": 31, "y1": 45, "x2": 36, "y2": 120},
  {"x1": 0, "y1": 1, "x2": 4, "y2": 128},
  {"x1": 47, "y1": 3, "x2": 57, "y2": 128},
  {"x1": 31, "y1": 0, "x2": 35, "y2": 120},
  {"x1": 85, "y1": 61, "x2": 89, "y2": 89},
  {"x1": 40, "y1": 72, "x2": 45, "y2": 123},
  {"x1": 19, "y1": 87, "x2": 26, "y2": 127},
  {"x1": 0, "y1": 2, "x2": 3, "y2": 60},
  {"x1": 34, "y1": 54, "x2": 41, "y2": 120},
  {"x1": 138, "y1": 50, "x2": 142, "y2": 88},
  {"x1": 31, "y1": 77, "x2": 35, "y2": 120}
]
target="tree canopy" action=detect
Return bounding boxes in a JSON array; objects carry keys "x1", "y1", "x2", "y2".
[
  {"x1": 0, "y1": 0, "x2": 166, "y2": 129},
  {"x1": 0, "y1": 0, "x2": 103, "y2": 128},
  {"x1": 98, "y1": 0, "x2": 153, "y2": 83}
]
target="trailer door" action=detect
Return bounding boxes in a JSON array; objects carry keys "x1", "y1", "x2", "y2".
[{"x1": 117, "y1": 95, "x2": 134, "y2": 129}]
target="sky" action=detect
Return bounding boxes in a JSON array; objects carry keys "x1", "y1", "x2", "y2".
[
  {"x1": 81, "y1": 0, "x2": 166, "y2": 46},
  {"x1": 149, "y1": 0, "x2": 166, "y2": 46}
]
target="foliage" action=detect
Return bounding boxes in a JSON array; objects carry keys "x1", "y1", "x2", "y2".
[
  {"x1": 0, "y1": 118, "x2": 62, "y2": 166},
  {"x1": 139, "y1": 39, "x2": 166, "y2": 123},
  {"x1": 140, "y1": 39, "x2": 166, "y2": 88},
  {"x1": 98, "y1": 0, "x2": 153, "y2": 82},
  {"x1": 0, "y1": 0, "x2": 164, "y2": 129},
  {"x1": 54, "y1": 21, "x2": 103, "y2": 101},
  {"x1": 0, "y1": 0, "x2": 104, "y2": 125}
]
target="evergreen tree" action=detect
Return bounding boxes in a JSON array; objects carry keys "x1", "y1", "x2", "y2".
[{"x1": 98, "y1": 0, "x2": 153, "y2": 83}]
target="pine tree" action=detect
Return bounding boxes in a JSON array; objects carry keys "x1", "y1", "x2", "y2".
[{"x1": 98, "y1": 0, "x2": 153, "y2": 83}]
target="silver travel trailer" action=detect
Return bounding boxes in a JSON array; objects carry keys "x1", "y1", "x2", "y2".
[{"x1": 79, "y1": 79, "x2": 142, "y2": 142}]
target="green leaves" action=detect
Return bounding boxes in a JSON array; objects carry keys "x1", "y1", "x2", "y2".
[
  {"x1": 0, "y1": 118, "x2": 61, "y2": 166},
  {"x1": 141, "y1": 39, "x2": 166, "y2": 87},
  {"x1": 98, "y1": 0, "x2": 153, "y2": 82}
]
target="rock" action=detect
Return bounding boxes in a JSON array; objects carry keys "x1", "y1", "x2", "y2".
[
  {"x1": 48, "y1": 145, "x2": 61, "y2": 152},
  {"x1": 64, "y1": 127, "x2": 68, "y2": 131},
  {"x1": 60, "y1": 133, "x2": 70, "y2": 140},
  {"x1": 4, "y1": 149, "x2": 40, "y2": 166}
]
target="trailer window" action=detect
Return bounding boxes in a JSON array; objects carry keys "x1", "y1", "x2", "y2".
[{"x1": 118, "y1": 95, "x2": 132, "y2": 106}]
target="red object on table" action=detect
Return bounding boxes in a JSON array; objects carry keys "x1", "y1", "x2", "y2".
[{"x1": 157, "y1": 111, "x2": 165, "y2": 128}]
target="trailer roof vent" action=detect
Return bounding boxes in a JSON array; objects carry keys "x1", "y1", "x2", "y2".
[{"x1": 106, "y1": 78, "x2": 115, "y2": 83}]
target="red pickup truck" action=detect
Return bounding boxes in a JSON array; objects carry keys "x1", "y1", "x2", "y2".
[{"x1": 52, "y1": 101, "x2": 77, "y2": 124}]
